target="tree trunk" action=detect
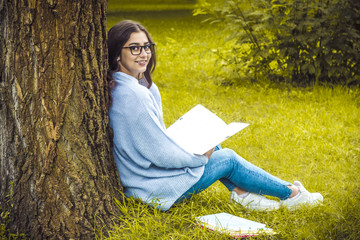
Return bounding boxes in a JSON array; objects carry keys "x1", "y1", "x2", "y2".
[{"x1": 0, "y1": 0, "x2": 122, "y2": 239}]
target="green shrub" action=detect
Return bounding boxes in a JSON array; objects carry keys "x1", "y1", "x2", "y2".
[{"x1": 195, "y1": 0, "x2": 360, "y2": 86}]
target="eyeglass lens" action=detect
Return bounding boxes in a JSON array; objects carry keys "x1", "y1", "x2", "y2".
[{"x1": 130, "y1": 45, "x2": 153, "y2": 55}]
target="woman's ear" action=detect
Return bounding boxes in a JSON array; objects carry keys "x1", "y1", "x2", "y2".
[{"x1": 117, "y1": 57, "x2": 121, "y2": 62}]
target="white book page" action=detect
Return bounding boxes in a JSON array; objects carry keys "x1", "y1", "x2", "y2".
[
  {"x1": 166, "y1": 105, "x2": 249, "y2": 155},
  {"x1": 196, "y1": 212, "x2": 270, "y2": 232}
]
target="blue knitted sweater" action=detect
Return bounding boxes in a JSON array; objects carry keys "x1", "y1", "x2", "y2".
[{"x1": 109, "y1": 72, "x2": 208, "y2": 210}]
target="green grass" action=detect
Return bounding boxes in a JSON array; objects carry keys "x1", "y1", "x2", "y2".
[
  {"x1": 107, "y1": 0, "x2": 196, "y2": 12},
  {"x1": 103, "y1": 4, "x2": 360, "y2": 240}
]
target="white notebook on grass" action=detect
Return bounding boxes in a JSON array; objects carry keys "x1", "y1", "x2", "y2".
[{"x1": 195, "y1": 212, "x2": 275, "y2": 238}]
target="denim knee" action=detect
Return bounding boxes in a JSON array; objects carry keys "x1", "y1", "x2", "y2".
[{"x1": 214, "y1": 148, "x2": 237, "y2": 159}]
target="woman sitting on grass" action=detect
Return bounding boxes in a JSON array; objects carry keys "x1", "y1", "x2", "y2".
[{"x1": 107, "y1": 20, "x2": 323, "y2": 211}]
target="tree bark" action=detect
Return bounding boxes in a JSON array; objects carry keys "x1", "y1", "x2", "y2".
[{"x1": 0, "y1": 0, "x2": 122, "y2": 239}]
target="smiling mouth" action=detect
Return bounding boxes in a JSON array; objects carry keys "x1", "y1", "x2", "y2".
[{"x1": 136, "y1": 60, "x2": 147, "y2": 64}]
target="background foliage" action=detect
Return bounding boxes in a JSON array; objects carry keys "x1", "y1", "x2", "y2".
[{"x1": 195, "y1": 0, "x2": 360, "y2": 86}]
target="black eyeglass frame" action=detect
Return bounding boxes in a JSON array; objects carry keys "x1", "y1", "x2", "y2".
[{"x1": 122, "y1": 43, "x2": 155, "y2": 56}]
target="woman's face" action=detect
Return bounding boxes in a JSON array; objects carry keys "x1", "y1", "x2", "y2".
[{"x1": 119, "y1": 31, "x2": 152, "y2": 79}]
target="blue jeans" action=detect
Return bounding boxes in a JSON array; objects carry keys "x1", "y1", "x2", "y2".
[{"x1": 176, "y1": 146, "x2": 292, "y2": 203}]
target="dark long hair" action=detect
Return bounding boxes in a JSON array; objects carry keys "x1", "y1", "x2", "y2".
[{"x1": 107, "y1": 20, "x2": 156, "y2": 93}]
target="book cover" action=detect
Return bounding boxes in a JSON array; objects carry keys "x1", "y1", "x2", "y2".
[
  {"x1": 166, "y1": 104, "x2": 249, "y2": 155},
  {"x1": 195, "y1": 212, "x2": 275, "y2": 238}
]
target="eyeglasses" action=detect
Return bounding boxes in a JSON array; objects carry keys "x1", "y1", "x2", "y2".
[{"x1": 122, "y1": 44, "x2": 155, "y2": 55}]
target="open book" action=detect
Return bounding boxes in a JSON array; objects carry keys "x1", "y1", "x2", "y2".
[
  {"x1": 196, "y1": 212, "x2": 275, "y2": 238},
  {"x1": 166, "y1": 104, "x2": 249, "y2": 155}
]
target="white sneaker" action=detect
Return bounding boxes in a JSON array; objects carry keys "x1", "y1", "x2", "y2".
[
  {"x1": 230, "y1": 192, "x2": 280, "y2": 211},
  {"x1": 281, "y1": 181, "x2": 323, "y2": 210}
]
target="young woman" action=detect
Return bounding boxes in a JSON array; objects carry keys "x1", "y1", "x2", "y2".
[{"x1": 107, "y1": 20, "x2": 323, "y2": 211}]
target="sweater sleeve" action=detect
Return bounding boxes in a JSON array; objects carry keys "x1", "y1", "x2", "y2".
[{"x1": 111, "y1": 88, "x2": 208, "y2": 169}]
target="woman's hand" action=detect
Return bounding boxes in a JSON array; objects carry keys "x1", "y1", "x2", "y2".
[{"x1": 204, "y1": 147, "x2": 215, "y2": 159}]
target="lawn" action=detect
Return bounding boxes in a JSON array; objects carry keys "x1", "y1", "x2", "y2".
[{"x1": 104, "y1": 2, "x2": 360, "y2": 239}]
